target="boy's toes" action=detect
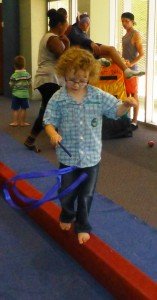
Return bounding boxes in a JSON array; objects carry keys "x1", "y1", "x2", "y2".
[
  {"x1": 78, "y1": 232, "x2": 90, "y2": 244},
  {"x1": 59, "y1": 222, "x2": 71, "y2": 231}
]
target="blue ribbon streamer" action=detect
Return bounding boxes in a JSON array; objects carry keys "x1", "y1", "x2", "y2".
[{"x1": 3, "y1": 166, "x2": 88, "y2": 211}]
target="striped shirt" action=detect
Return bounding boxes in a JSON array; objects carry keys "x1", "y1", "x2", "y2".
[
  {"x1": 43, "y1": 85, "x2": 122, "y2": 168},
  {"x1": 9, "y1": 69, "x2": 31, "y2": 98}
]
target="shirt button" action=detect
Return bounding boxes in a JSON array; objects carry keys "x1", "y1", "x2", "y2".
[
  {"x1": 80, "y1": 121, "x2": 83, "y2": 125},
  {"x1": 80, "y1": 136, "x2": 84, "y2": 140},
  {"x1": 80, "y1": 150, "x2": 84, "y2": 154}
]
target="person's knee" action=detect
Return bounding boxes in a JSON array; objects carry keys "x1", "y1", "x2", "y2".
[{"x1": 109, "y1": 46, "x2": 117, "y2": 54}]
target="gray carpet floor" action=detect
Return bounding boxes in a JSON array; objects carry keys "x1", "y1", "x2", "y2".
[{"x1": 1, "y1": 96, "x2": 157, "y2": 228}]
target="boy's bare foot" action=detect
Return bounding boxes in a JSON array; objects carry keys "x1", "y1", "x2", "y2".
[
  {"x1": 59, "y1": 222, "x2": 71, "y2": 231},
  {"x1": 20, "y1": 123, "x2": 31, "y2": 127},
  {"x1": 9, "y1": 122, "x2": 18, "y2": 126},
  {"x1": 78, "y1": 232, "x2": 90, "y2": 244}
]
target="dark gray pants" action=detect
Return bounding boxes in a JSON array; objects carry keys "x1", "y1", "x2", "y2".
[
  {"x1": 31, "y1": 83, "x2": 60, "y2": 136},
  {"x1": 59, "y1": 163, "x2": 99, "y2": 233}
]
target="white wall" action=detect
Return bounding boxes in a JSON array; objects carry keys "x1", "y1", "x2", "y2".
[
  {"x1": 19, "y1": 0, "x2": 47, "y2": 100},
  {"x1": 18, "y1": 0, "x2": 111, "y2": 99},
  {"x1": 31, "y1": 0, "x2": 47, "y2": 99},
  {"x1": 19, "y1": 0, "x2": 31, "y2": 73},
  {"x1": 90, "y1": 0, "x2": 110, "y2": 45}
]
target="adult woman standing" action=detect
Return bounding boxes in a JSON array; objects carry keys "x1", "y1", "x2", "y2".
[
  {"x1": 121, "y1": 12, "x2": 144, "y2": 130},
  {"x1": 24, "y1": 8, "x2": 69, "y2": 152}
]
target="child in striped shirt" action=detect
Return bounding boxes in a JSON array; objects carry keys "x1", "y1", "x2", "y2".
[{"x1": 9, "y1": 55, "x2": 31, "y2": 126}]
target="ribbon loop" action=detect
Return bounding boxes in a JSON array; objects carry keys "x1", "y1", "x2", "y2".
[{"x1": 3, "y1": 166, "x2": 88, "y2": 210}]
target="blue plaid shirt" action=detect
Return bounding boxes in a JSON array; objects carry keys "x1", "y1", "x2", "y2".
[{"x1": 43, "y1": 85, "x2": 122, "y2": 167}]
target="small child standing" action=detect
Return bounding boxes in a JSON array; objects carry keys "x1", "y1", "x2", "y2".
[
  {"x1": 9, "y1": 55, "x2": 31, "y2": 126},
  {"x1": 43, "y1": 47, "x2": 137, "y2": 245}
]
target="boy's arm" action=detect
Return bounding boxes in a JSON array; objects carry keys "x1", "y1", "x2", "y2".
[
  {"x1": 116, "y1": 97, "x2": 137, "y2": 117},
  {"x1": 44, "y1": 124, "x2": 62, "y2": 147},
  {"x1": 9, "y1": 78, "x2": 15, "y2": 88}
]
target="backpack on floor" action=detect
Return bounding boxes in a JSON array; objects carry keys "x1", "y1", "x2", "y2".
[{"x1": 102, "y1": 116, "x2": 133, "y2": 140}]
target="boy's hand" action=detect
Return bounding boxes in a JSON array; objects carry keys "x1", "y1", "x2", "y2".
[{"x1": 50, "y1": 133, "x2": 62, "y2": 147}]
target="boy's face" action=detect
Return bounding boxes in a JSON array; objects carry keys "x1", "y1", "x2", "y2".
[{"x1": 65, "y1": 69, "x2": 89, "y2": 92}]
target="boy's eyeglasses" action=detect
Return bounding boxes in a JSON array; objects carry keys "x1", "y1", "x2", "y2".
[{"x1": 65, "y1": 79, "x2": 88, "y2": 87}]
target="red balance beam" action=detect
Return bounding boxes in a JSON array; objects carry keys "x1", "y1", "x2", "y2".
[{"x1": 0, "y1": 161, "x2": 157, "y2": 300}]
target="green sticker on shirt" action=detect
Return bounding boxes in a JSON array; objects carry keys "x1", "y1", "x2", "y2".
[{"x1": 91, "y1": 118, "x2": 98, "y2": 127}]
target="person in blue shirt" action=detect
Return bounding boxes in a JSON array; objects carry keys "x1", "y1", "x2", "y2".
[
  {"x1": 43, "y1": 47, "x2": 137, "y2": 245},
  {"x1": 66, "y1": 13, "x2": 145, "y2": 79}
]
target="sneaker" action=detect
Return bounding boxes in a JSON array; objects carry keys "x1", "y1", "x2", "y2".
[
  {"x1": 124, "y1": 68, "x2": 145, "y2": 79},
  {"x1": 99, "y1": 58, "x2": 111, "y2": 67},
  {"x1": 131, "y1": 122, "x2": 138, "y2": 130}
]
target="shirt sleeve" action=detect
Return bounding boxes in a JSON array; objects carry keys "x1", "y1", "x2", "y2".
[{"x1": 43, "y1": 94, "x2": 61, "y2": 128}]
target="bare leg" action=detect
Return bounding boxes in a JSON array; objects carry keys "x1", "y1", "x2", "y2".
[
  {"x1": 9, "y1": 109, "x2": 19, "y2": 126},
  {"x1": 20, "y1": 109, "x2": 30, "y2": 126},
  {"x1": 99, "y1": 45, "x2": 145, "y2": 78},
  {"x1": 99, "y1": 45, "x2": 127, "y2": 71},
  {"x1": 131, "y1": 92, "x2": 139, "y2": 126},
  {"x1": 126, "y1": 91, "x2": 139, "y2": 130}
]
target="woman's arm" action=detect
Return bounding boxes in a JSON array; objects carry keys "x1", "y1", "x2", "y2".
[
  {"x1": 59, "y1": 34, "x2": 70, "y2": 50},
  {"x1": 47, "y1": 35, "x2": 69, "y2": 58}
]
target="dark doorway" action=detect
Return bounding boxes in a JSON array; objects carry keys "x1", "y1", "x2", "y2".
[{"x1": 0, "y1": 4, "x2": 3, "y2": 94}]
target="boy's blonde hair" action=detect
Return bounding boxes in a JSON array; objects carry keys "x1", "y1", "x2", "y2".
[
  {"x1": 14, "y1": 55, "x2": 26, "y2": 70},
  {"x1": 56, "y1": 47, "x2": 101, "y2": 82}
]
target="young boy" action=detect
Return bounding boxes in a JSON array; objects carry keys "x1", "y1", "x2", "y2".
[
  {"x1": 9, "y1": 55, "x2": 31, "y2": 126},
  {"x1": 43, "y1": 47, "x2": 137, "y2": 245}
]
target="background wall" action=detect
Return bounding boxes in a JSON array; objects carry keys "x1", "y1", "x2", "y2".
[
  {"x1": 90, "y1": 0, "x2": 110, "y2": 45},
  {"x1": 2, "y1": 0, "x2": 20, "y2": 97},
  {"x1": 1, "y1": 0, "x2": 111, "y2": 98},
  {"x1": 77, "y1": 0, "x2": 90, "y2": 15},
  {"x1": 19, "y1": 0, "x2": 47, "y2": 100},
  {"x1": 77, "y1": 0, "x2": 110, "y2": 45}
]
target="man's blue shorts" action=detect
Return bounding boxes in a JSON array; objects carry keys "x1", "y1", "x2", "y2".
[{"x1": 11, "y1": 96, "x2": 29, "y2": 110}]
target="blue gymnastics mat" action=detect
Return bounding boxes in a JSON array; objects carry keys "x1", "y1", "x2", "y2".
[
  {"x1": 1, "y1": 130, "x2": 157, "y2": 284},
  {"x1": 0, "y1": 191, "x2": 115, "y2": 300}
]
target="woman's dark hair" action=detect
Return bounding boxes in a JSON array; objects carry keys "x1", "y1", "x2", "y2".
[
  {"x1": 57, "y1": 8, "x2": 67, "y2": 18},
  {"x1": 47, "y1": 8, "x2": 67, "y2": 28}
]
